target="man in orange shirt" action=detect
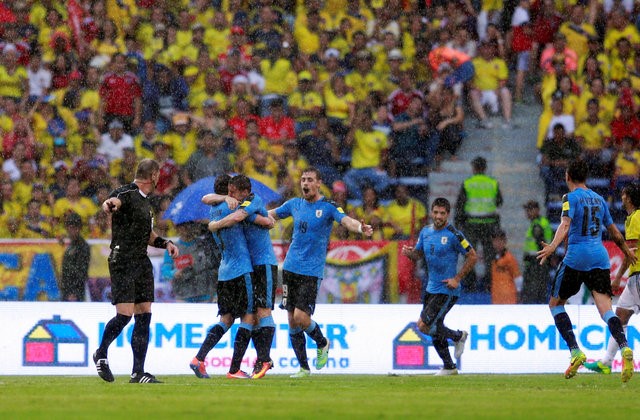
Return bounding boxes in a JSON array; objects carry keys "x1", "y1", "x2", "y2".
[
  {"x1": 428, "y1": 46, "x2": 475, "y2": 88},
  {"x1": 490, "y1": 229, "x2": 522, "y2": 304}
]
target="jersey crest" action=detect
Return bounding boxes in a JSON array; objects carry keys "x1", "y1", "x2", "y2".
[
  {"x1": 441, "y1": 236, "x2": 448, "y2": 245},
  {"x1": 316, "y1": 209, "x2": 323, "y2": 218}
]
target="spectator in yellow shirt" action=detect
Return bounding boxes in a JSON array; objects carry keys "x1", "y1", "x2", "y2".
[
  {"x1": 288, "y1": 70, "x2": 324, "y2": 136},
  {"x1": 163, "y1": 113, "x2": 197, "y2": 166},
  {"x1": 52, "y1": 177, "x2": 99, "y2": 236},
  {"x1": 603, "y1": 8, "x2": 640, "y2": 55},
  {"x1": 558, "y1": 5, "x2": 597, "y2": 59},
  {"x1": 610, "y1": 37, "x2": 635, "y2": 84},
  {"x1": 574, "y1": 98, "x2": 613, "y2": 176},
  {"x1": 294, "y1": 10, "x2": 321, "y2": 57},
  {"x1": 343, "y1": 106, "x2": 391, "y2": 201},
  {"x1": 469, "y1": 41, "x2": 513, "y2": 128},
  {"x1": 0, "y1": 45, "x2": 28, "y2": 101},
  {"x1": 614, "y1": 136, "x2": 640, "y2": 194},
  {"x1": 384, "y1": 184, "x2": 427, "y2": 240},
  {"x1": 346, "y1": 50, "x2": 383, "y2": 102}
]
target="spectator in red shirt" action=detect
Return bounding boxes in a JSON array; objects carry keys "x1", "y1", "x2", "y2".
[
  {"x1": 98, "y1": 53, "x2": 142, "y2": 134},
  {"x1": 387, "y1": 70, "x2": 424, "y2": 119},
  {"x1": 610, "y1": 99, "x2": 640, "y2": 149},
  {"x1": 218, "y1": 49, "x2": 246, "y2": 95},
  {"x1": 227, "y1": 96, "x2": 260, "y2": 140},
  {"x1": 258, "y1": 98, "x2": 295, "y2": 151}
]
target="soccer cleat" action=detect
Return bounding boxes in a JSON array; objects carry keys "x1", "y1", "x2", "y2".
[
  {"x1": 434, "y1": 368, "x2": 459, "y2": 376},
  {"x1": 129, "y1": 372, "x2": 162, "y2": 383},
  {"x1": 226, "y1": 370, "x2": 251, "y2": 379},
  {"x1": 583, "y1": 360, "x2": 611, "y2": 375},
  {"x1": 251, "y1": 359, "x2": 274, "y2": 379},
  {"x1": 622, "y1": 347, "x2": 634, "y2": 383},
  {"x1": 189, "y1": 357, "x2": 210, "y2": 379},
  {"x1": 316, "y1": 339, "x2": 330, "y2": 370},
  {"x1": 93, "y1": 352, "x2": 114, "y2": 382},
  {"x1": 564, "y1": 350, "x2": 586, "y2": 379},
  {"x1": 454, "y1": 331, "x2": 468, "y2": 359},
  {"x1": 289, "y1": 368, "x2": 311, "y2": 378}
]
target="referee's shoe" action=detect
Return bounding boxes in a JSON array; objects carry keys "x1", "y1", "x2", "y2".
[
  {"x1": 129, "y1": 372, "x2": 163, "y2": 383},
  {"x1": 93, "y1": 352, "x2": 114, "y2": 382}
]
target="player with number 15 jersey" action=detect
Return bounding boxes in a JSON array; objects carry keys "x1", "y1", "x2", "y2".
[{"x1": 561, "y1": 187, "x2": 613, "y2": 271}]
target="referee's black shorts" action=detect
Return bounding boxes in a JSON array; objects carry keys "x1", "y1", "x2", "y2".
[
  {"x1": 280, "y1": 270, "x2": 321, "y2": 315},
  {"x1": 252, "y1": 264, "x2": 278, "y2": 310},
  {"x1": 109, "y1": 250, "x2": 154, "y2": 305}
]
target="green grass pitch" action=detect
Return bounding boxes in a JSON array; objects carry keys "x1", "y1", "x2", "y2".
[{"x1": 1, "y1": 374, "x2": 638, "y2": 418}]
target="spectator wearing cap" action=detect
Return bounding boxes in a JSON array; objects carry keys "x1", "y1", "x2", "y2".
[
  {"x1": 98, "y1": 53, "x2": 142, "y2": 133},
  {"x1": 343, "y1": 106, "x2": 391, "y2": 201},
  {"x1": 345, "y1": 49, "x2": 382, "y2": 102},
  {"x1": 489, "y1": 228, "x2": 521, "y2": 305},
  {"x1": 26, "y1": 54, "x2": 52, "y2": 104},
  {"x1": 230, "y1": 74, "x2": 259, "y2": 108},
  {"x1": 53, "y1": 177, "x2": 99, "y2": 236},
  {"x1": 380, "y1": 48, "x2": 405, "y2": 95},
  {"x1": 258, "y1": 98, "x2": 295, "y2": 153},
  {"x1": 469, "y1": 41, "x2": 513, "y2": 129},
  {"x1": 288, "y1": 70, "x2": 323, "y2": 136},
  {"x1": 60, "y1": 211, "x2": 90, "y2": 302},
  {"x1": 162, "y1": 112, "x2": 197, "y2": 166},
  {"x1": 318, "y1": 48, "x2": 343, "y2": 88},
  {"x1": 521, "y1": 200, "x2": 553, "y2": 303},
  {"x1": 98, "y1": 119, "x2": 135, "y2": 162}
]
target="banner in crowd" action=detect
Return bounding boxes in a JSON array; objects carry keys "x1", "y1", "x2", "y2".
[
  {"x1": 2, "y1": 303, "x2": 638, "y2": 376},
  {"x1": 0, "y1": 240, "x2": 627, "y2": 303}
]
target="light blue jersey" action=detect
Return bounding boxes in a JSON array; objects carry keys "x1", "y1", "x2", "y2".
[
  {"x1": 415, "y1": 223, "x2": 473, "y2": 297},
  {"x1": 561, "y1": 188, "x2": 613, "y2": 271},
  {"x1": 275, "y1": 197, "x2": 346, "y2": 278},
  {"x1": 240, "y1": 193, "x2": 277, "y2": 266},
  {"x1": 210, "y1": 202, "x2": 253, "y2": 281}
]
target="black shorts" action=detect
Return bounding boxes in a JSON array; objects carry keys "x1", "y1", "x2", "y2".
[
  {"x1": 109, "y1": 251, "x2": 154, "y2": 305},
  {"x1": 252, "y1": 265, "x2": 278, "y2": 310},
  {"x1": 217, "y1": 273, "x2": 253, "y2": 319},
  {"x1": 280, "y1": 270, "x2": 321, "y2": 315},
  {"x1": 420, "y1": 292, "x2": 458, "y2": 333},
  {"x1": 552, "y1": 263, "x2": 612, "y2": 300}
]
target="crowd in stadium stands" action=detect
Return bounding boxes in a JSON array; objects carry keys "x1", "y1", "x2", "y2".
[{"x1": 0, "y1": 0, "x2": 639, "y2": 244}]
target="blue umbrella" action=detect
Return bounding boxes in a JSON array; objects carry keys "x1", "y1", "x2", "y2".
[{"x1": 163, "y1": 176, "x2": 282, "y2": 224}]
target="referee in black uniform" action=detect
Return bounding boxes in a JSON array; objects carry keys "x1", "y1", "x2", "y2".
[{"x1": 92, "y1": 158, "x2": 179, "y2": 383}]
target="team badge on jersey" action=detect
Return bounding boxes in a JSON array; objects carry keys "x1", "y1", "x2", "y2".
[
  {"x1": 316, "y1": 210, "x2": 323, "y2": 217},
  {"x1": 441, "y1": 236, "x2": 448, "y2": 245}
]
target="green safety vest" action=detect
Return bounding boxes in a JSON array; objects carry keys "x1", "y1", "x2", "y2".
[
  {"x1": 523, "y1": 216, "x2": 553, "y2": 256},
  {"x1": 463, "y1": 174, "x2": 499, "y2": 217}
]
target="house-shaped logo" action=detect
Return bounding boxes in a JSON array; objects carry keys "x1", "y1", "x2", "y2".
[
  {"x1": 23, "y1": 315, "x2": 88, "y2": 367},
  {"x1": 393, "y1": 322, "x2": 461, "y2": 370}
]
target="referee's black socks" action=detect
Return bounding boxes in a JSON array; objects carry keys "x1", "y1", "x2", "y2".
[
  {"x1": 131, "y1": 313, "x2": 152, "y2": 374},
  {"x1": 96, "y1": 313, "x2": 132, "y2": 359}
]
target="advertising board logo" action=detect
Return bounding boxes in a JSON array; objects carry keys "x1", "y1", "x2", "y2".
[
  {"x1": 23, "y1": 315, "x2": 88, "y2": 367},
  {"x1": 393, "y1": 322, "x2": 460, "y2": 370}
]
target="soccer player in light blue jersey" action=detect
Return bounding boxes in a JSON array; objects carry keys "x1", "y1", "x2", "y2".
[
  {"x1": 269, "y1": 167, "x2": 373, "y2": 378},
  {"x1": 402, "y1": 197, "x2": 477, "y2": 376},
  {"x1": 206, "y1": 174, "x2": 279, "y2": 379},
  {"x1": 190, "y1": 174, "x2": 268, "y2": 380},
  {"x1": 537, "y1": 160, "x2": 637, "y2": 382}
]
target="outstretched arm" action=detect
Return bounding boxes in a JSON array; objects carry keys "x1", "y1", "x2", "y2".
[
  {"x1": 340, "y1": 216, "x2": 373, "y2": 237},
  {"x1": 202, "y1": 193, "x2": 239, "y2": 210},
  {"x1": 208, "y1": 209, "x2": 249, "y2": 232}
]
